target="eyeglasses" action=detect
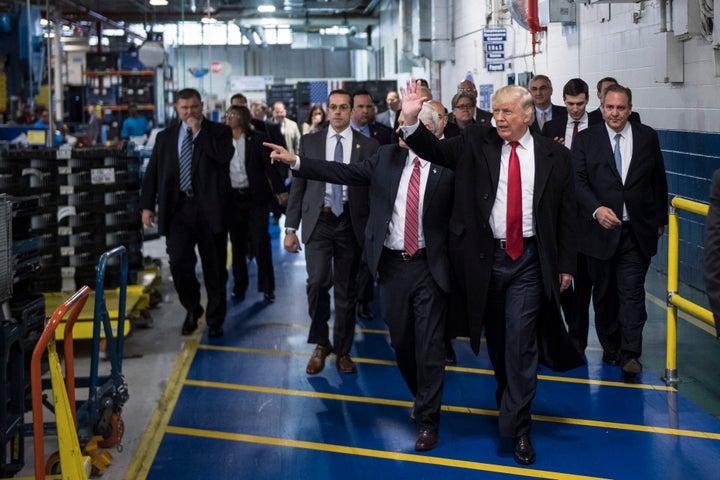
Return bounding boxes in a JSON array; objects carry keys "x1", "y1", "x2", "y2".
[
  {"x1": 454, "y1": 104, "x2": 474, "y2": 111},
  {"x1": 328, "y1": 104, "x2": 351, "y2": 111},
  {"x1": 224, "y1": 114, "x2": 240, "y2": 119},
  {"x1": 458, "y1": 87, "x2": 475, "y2": 94}
]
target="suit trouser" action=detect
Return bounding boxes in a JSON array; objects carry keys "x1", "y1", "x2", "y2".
[
  {"x1": 484, "y1": 239, "x2": 543, "y2": 438},
  {"x1": 356, "y1": 260, "x2": 375, "y2": 305},
  {"x1": 560, "y1": 253, "x2": 593, "y2": 350},
  {"x1": 227, "y1": 188, "x2": 275, "y2": 295},
  {"x1": 586, "y1": 223, "x2": 650, "y2": 359},
  {"x1": 304, "y1": 211, "x2": 360, "y2": 356},
  {"x1": 377, "y1": 250, "x2": 447, "y2": 431},
  {"x1": 166, "y1": 195, "x2": 228, "y2": 330}
]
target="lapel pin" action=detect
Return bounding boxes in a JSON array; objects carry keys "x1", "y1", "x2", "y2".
[
  {"x1": 433, "y1": 168, "x2": 437, "y2": 174},
  {"x1": 355, "y1": 143, "x2": 360, "y2": 149}
]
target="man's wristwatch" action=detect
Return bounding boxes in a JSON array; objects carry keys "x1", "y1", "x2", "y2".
[{"x1": 284, "y1": 228, "x2": 296, "y2": 235}]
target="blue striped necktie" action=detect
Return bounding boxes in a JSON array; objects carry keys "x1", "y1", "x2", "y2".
[
  {"x1": 179, "y1": 127, "x2": 193, "y2": 192},
  {"x1": 331, "y1": 134, "x2": 344, "y2": 216}
]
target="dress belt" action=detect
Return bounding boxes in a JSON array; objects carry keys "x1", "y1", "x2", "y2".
[
  {"x1": 179, "y1": 188, "x2": 194, "y2": 198},
  {"x1": 320, "y1": 203, "x2": 349, "y2": 215},
  {"x1": 494, "y1": 236, "x2": 536, "y2": 249},
  {"x1": 382, "y1": 247, "x2": 427, "y2": 261}
]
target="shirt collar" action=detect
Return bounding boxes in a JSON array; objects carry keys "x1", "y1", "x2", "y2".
[
  {"x1": 605, "y1": 120, "x2": 632, "y2": 139},
  {"x1": 504, "y1": 128, "x2": 533, "y2": 150},
  {"x1": 328, "y1": 125, "x2": 352, "y2": 140},
  {"x1": 407, "y1": 149, "x2": 428, "y2": 168}
]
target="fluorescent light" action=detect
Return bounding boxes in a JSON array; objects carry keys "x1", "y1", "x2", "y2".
[
  {"x1": 201, "y1": 16, "x2": 217, "y2": 24},
  {"x1": 257, "y1": 5, "x2": 276, "y2": 13},
  {"x1": 149, "y1": 0, "x2": 168, "y2": 6}
]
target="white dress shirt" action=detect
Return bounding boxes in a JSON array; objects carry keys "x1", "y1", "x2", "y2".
[
  {"x1": 564, "y1": 112, "x2": 589, "y2": 150},
  {"x1": 229, "y1": 134, "x2": 249, "y2": 189},
  {"x1": 489, "y1": 128, "x2": 536, "y2": 239},
  {"x1": 384, "y1": 150, "x2": 430, "y2": 251},
  {"x1": 606, "y1": 121, "x2": 634, "y2": 220}
]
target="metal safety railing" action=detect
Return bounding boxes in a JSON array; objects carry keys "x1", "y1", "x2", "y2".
[{"x1": 665, "y1": 196, "x2": 716, "y2": 385}]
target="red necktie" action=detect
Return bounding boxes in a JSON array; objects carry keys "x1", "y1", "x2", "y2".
[
  {"x1": 572, "y1": 121, "x2": 579, "y2": 140},
  {"x1": 506, "y1": 142, "x2": 523, "y2": 260},
  {"x1": 404, "y1": 156, "x2": 421, "y2": 256}
]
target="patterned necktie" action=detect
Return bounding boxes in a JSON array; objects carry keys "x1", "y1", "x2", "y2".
[
  {"x1": 572, "y1": 121, "x2": 580, "y2": 140},
  {"x1": 505, "y1": 141, "x2": 523, "y2": 260},
  {"x1": 404, "y1": 156, "x2": 421, "y2": 256},
  {"x1": 179, "y1": 127, "x2": 193, "y2": 192},
  {"x1": 331, "y1": 134, "x2": 344, "y2": 216},
  {"x1": 613, "y1": 133, "x2": 623, "y2": 178},
  {"x1": 539, "y1": 111, "x2": 547, "y2": 129}
]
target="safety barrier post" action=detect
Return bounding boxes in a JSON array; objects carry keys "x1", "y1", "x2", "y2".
[{"x1": 665, "y1": 202, "x2": 679, "y2": 385}]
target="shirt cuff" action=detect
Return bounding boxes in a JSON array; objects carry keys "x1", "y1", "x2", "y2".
[
  {"x1": 400, "y1": 122, "x2": 420, "y2": 137},
  {"x1": 291, "y1": 155, "x2": 301, "y2": 170}
]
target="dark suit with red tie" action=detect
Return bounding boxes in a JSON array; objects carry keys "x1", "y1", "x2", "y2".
[
  {"x1": 403, "y1": 122, "x2": 583, "y2": 439},
  {"x1": 292, "y1": 143, "x2": 454, "y2": 434}
]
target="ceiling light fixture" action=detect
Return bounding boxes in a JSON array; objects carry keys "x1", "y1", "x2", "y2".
[
  {"x1": 257, "y1": 5, "x2": 276, "y2": 13},
  {"x1": 148, "y1": 0, "x2": 169, "y2": 6}
]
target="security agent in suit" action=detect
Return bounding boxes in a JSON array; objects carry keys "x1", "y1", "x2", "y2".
[
  {"x1": 529, "y1": 75, "x2": 567, "y2": 134},
  {"x1": 224, "y1": 105, "x2": 287, "y2": 303},
  {"x1": 587, "y1": 77, "x2": 642, "y2": 125},
  {"x1": 572, "y1": 84, "x2": 668, "y2": 378},
  {"x1": 541, "y1": 78, "x2": 599, "y2": 354},
  {"x1": 283, "y1": 89, "x2": 380, "y2": 375},
  {"x1": 401, "y1": 81, "x2": 582, "y2": 466},
  {"x1": 140, "y1": 88, "x2": 235, "y2": 337},
  {"x1": 704, "y1": 169, "x2": 720, "y2": 338},
  {"x1": 266, "y1": 103, "x2": 454, "y2": 452}
]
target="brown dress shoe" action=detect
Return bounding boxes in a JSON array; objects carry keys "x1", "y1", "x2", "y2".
[
  {"x1": 306, "y1": 345, "x2": 331, "y2": 375},
  {"x1": 415, "y1": 429, "x2": 439, "y2": 451},
  {"x1": 335, "y1": 354, "x2": 357, "y2": 373}
]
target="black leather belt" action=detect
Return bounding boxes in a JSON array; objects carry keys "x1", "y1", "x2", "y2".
[
  {"x1": 179, "y1": 188, "x2": 194, "y2": 198},
  {"x1": 382, "y1": 247, "x2": 426, "y2": 261},
  {"x1": 494, "y1": 236, "x2": 536, "y2": 249},
  {"x1": 234, "y1": 187, "x2": 250, "y2": 194}
]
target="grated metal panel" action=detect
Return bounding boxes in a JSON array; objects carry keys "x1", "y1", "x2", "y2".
[{"x1": 0, "y1": 194, "x2": 12, "y2": 302}]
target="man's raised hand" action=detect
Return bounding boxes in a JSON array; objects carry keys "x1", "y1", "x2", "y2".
[{"x1": 399, "y1": 78, "x2": 428, "y2": 126}]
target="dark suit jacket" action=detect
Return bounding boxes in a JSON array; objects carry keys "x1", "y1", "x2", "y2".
[
  {"x1": 294, "y1": 144, "x2": 455, "y2": 292},
  {"x1": 704, "y1": 169, "x2": 720, "y2": 337},
  {"x1": 285, "y1": 127, "x2": 379, "y2": 246},
  {"x1": 140, "y1": 118, "x2": 234, "y2": 235},
  {"x1": 369, "y1": 122, "x2": 393, "y2": 145},
  {"x1": 376, "y1": 109, "x2": 399, "y2": 130},
  {"x1": 443, "y1": 121, "x2": 461, "y2": 139},
  {"x1": 240, "y1": 129, "x2": 286, "y2": 205},
  {"x1": 588, "y1": 108, "x2": 641, "y2": 125},
  {"x1": 530, "y1": 104, "x2": 566, "y2": 134},
  {"x1": 404, "y1": 123, "x2": 581, "y2": 371},
  {"x1": 572, "y1": 122, "x2": 668, "y2": 260}
]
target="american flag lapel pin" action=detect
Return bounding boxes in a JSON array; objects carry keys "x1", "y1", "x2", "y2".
[
  {"x1": 433, "y1": 167, "x2": 438, "y2": 174},
  {"x1": 355, "y1": 143, "x2": 360, "y2": 149}
]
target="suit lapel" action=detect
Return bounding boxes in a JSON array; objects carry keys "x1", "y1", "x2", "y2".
[
  {"x1": 483, "y1": 135, "x2": 502, "y2": 196},
  {"x1": 422, "y1": 157, "x2": 442, "y2": 216},
  {"x1": 388, "y1": 149, "x2": 406, "y2": 211},
  {"x1": 350, "y1": 130, "x2": 362, "y2": 164},
  {"x1": 625, "y1": 125, "x2": 642, "y2": 183}
]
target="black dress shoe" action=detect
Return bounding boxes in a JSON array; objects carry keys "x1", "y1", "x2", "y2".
[
  {"x1": 602, "y1": 349, "x2": 621, "y2": 366},
  {"x1": 415, "y1": 429, "x2": 439, "y2": 451},
  {"x1": 208, "y1": 326, "x2": 224, "y2": 338},
  {"x1": 621, "y1": 358, "x2": 642, "y2": 379},
  {"x1": 513, "y1": 434, "x2": 536, "y2": 465},
  {"x1": 445, "y1": 339, "x2": 457, "y2": 365},
  {"x1": 181, "y1": 305, "x2": 204, "y2": 335},
  {"x1": 263, "y1": 291, "x2": 275, "y2": 302},
  {"x1": 356, "y1": 302, "x2": 373, "y2": 319}
]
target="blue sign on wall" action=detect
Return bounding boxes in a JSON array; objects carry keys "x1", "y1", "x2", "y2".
[
  {"x1": 486, "y1": 43, "x2": 504, "y2": 52},
  {"x1": 483, "y1": 27, "x2": 507, "y2": 42},
  {"x1": 478, "y1": 84, "x2": 494, "y2": 111},
  {"x1": 487, "y1": 63, "x2": 505, "y2": 72}
]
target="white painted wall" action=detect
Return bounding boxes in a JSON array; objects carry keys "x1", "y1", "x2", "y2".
[{"x1": 431, "y1": 0, "x2": 720, "y2": 133}]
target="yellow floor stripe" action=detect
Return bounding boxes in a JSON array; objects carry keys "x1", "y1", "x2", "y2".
[
  {"x1": 124, "y1": 337, "x2": 202, "y2": 480},
  {"x1": 165, "y1": 425, "x2": 609, "y2": 480},
  {"x1": 196, "y1": 344, "x2": 676, "y2": 391},
  {"x1": 183, "y1": 379, "x2": 720, "y2": 441}
]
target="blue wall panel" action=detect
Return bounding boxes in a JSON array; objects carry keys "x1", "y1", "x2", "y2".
[{"x1": 654, "y1": 130, "x2": 720, "y2": 291}]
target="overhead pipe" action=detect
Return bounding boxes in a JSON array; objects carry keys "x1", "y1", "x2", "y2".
[
  {"x1": 54, "y1": 0, "x2": 146, "y2": 41},
  {"x1": 526, "y1": 0, "x2": 546, "y2": 56}
]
